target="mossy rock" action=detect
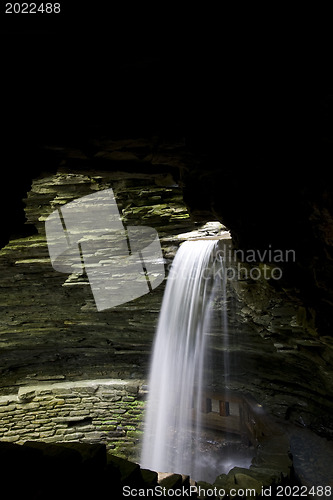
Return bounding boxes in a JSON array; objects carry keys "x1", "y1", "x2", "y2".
[
  {"x1": 234, "y1": 472, "x2": 263, "y2": 495},
  {"x1": 107, "y1": 453, "x2": 143, "y2": 487},
  {"x1": 158, "y1": 473, "x2": 183, "y2": 491},
  {"x1": 196, "y1": 480, "x2": 218, "y2": 499},
  {"x1": 140, "y1": 468, "x2": 158, "y2": 487}
]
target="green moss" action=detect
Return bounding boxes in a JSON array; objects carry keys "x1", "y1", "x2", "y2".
[
  {"x1": 126, "y1": 431, "x2": 143, "y2": 440},
  {"x1": 171, "y1": 213, "x2": 190, "y2": 219},
  {"x1": 110, "y1": 442, "x2": 136, "y2": 460},
  {"x1": 97, "y1": 425, "x2": 116, "y2": 431},
  {"x1": 124, "y1": 425, "x2": 136, "y2": 431}
]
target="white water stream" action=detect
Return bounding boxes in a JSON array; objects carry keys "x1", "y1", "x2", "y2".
[{"x1": 140, "y1": 240, "x2": 223, "y2": 480}]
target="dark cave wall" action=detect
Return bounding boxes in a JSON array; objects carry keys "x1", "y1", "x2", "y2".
[
  {"x1": 1, "y1": 135, "x2": 333, "y2": 439},
  {"x1": 4, "y1": 74, "x2": 333, "y2": 337},
  {"x1": 2, "y1": 28, "x2": 333, "y2": 441},
  {"x1": 180, "y1": 115, "x2": 333, "y2": 334}
]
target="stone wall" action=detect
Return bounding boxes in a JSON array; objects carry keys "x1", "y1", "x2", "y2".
[
  {"x1": 0, "y1": 379, "x2": 145, "y2": 462},
  {"x1": 0, "y1": 381, "x2": 296, "y2": 499}
]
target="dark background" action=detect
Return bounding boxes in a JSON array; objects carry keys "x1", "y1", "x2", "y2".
[{"x1": 1, "y1": 7, "x2": 333, "y2": 253}]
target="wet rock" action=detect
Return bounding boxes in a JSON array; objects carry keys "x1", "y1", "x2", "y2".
[{"x1": 234, "y1": 472, "x2": 263, "y2": 495}]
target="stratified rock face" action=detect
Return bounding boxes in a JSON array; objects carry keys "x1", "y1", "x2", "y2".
[
  {"x1": 0, "y1": 140, "x2": 226, "y2": 394},
  {"x1": 0, "y1": 161, "x2": 194, "y2": 391}
]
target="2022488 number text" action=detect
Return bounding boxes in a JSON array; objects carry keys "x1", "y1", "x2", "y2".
[
  {"x1": 276, "y1": 485, "x2": 332, "y2": 497},
  {"x1": 5, "y1": 3, "x2": 61, "y2": 14}
]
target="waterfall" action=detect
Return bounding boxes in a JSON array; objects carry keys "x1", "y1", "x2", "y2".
[{"x1": 140, "y1": 239, "x2": 223, "y2": 480}]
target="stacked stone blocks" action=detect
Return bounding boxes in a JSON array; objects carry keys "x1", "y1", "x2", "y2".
[{"x1": 0, "y1": 379, "x2": 144, "y2": 462}]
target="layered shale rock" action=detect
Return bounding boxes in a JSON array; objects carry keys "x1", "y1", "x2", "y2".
[{"x1": 0, "y1": 157, "x2": 195, "y2": 392}]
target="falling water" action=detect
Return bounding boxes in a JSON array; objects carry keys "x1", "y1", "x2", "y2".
[{"x1": 140, "y1": 239, "x2": 223, "y2": 480}]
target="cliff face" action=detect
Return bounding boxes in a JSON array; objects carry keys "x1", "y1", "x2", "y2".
[
  {"x1": 0, "y1": 142, "x2": 193, "y2": 390},
  {"x1": 0, "y1": 131, "x2": 333, "y2": 443}
]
